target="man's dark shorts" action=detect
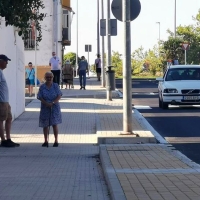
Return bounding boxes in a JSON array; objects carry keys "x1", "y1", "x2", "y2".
[
  {"x1": 96, "y1": 68, "x2": 101, "y2": 74},
  {"x1": 0, "y1": 102, "x2": 12, "y2": 121}
]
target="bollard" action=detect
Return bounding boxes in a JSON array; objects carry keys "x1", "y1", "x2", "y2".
[{"x1": 106, "y1": 66, "x2": 115, "y2": 100}]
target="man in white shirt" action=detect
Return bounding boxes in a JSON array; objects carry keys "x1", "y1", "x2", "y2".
[
  {"x1": 49, "y1": 52, "x2": 61, "y2": 85},
  {"x1": 0, "y1": 54, "x2": 20, "y2": 147},
  {"x1": 95, "y1": 54, "x2": 101, "y2": 81}
]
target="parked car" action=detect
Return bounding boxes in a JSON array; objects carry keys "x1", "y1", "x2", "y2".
[{"x1": 156, "y1": 65, "x2": 200, "y2": 109}]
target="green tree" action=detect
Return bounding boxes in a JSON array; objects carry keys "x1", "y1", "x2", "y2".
[
  {"x1": 111, "y1": 51, "x2": 122, "y2": 76},
  {"x1": 64, "y1": 52, "x2": 80, "y2": 66},
  {"x1": 145, "y1": 48, "x2": 163, "y2": 76},
  {"x1": 163, "y1": 10, "x2": 200, "y2": 64},
  {"x1": 0, "y1": 0, "x2": 46, "y2": 42},
  {"x1": 131, "y1": 47, "x2": 147, "y2": 75},
  {"x1": 163, "y1": 37, "x2": 184, "y2": 63}
]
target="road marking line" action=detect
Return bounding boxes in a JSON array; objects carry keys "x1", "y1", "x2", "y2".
[{"x1": 133, "y1": 105, "x2": 152, "y2": 109}]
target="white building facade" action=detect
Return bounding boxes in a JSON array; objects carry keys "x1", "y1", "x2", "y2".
[
  {"x1": 0, "y1": 0, "x2": 72, "y2": 120},
  {"x1": 0, "y1": 21, "x2": 25, "y2": 120},
  {"x1": 24, "y1": 0, "x2": 72, "y2": 77}
]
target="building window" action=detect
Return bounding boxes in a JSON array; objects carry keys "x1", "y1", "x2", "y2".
[{"x1": 24, "y1": 21, "x2": 38, "y2": 50}]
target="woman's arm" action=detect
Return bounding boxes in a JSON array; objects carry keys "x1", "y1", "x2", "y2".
[
  {"x1": 52, "y1": 95, "x2": 61, "y2": 104},
  {"x1": 38, "y1": 97, "x2": 52, "y2": 107}
]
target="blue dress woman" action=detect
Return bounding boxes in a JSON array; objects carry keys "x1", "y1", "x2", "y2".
[{"x1": 37, "y1": 71, "x2": 62, "y2": 147}]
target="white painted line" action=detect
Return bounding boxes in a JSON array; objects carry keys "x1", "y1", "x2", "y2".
[
  {"x1": 132, "y1": 92, "x2": 157, "y2": 95},
  {"x1": 133, "y1": 105, "x2": 152, "y2": 109}
]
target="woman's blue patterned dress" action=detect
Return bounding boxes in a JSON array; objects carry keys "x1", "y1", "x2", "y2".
[{"x1": 37, "y1": 83, "x2": 62, "y2": 127}]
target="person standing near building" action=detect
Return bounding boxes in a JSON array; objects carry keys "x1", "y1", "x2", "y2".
[
  {"x1": 25, "y1": 62, "x2": 35, "y2": 97},
  {"x1": 0, "y1": 54, "x2": 20, "y2": 147},
  {"x1": 95, "y1": 54, "x2": 101, "y2": 81},
  {"x1": 49, "y1": 52, "x2": 61, "y2": 86},
  {"x1": 78, "y1": 56, "x2": 88, "y2": 90}
]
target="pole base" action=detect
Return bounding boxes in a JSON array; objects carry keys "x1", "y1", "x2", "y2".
[{"x1": 119, "y1": 132, "x2": 139, "y2": 137}]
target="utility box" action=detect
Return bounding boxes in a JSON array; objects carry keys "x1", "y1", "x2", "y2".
[{"x1": 106, "y1": 66, "x2": 115, "y2": 91}]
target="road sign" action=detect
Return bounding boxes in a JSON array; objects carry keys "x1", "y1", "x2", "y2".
[
  {"x1": 110, "y1": 19, "x2": 117, "y2": 36},
  {"x1": 100, "y1": 19, "x2": 106, "y2": 36},
  {"x1": 100, "y1": 19, "x2": 117, "y2": 36},
  {"x1": 182, "y1": 43, "x2": 189, "y2": 50},
  {"x1": 85, "y1": 45, "x2": 92, "y2": 52},
  {"x1": 111, "y1": 0, "x2": 141, "y2": 22}
]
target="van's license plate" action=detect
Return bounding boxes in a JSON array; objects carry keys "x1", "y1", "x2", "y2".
[{"x1": 183, "y1": 96, "x2": 199, "y2": 100}]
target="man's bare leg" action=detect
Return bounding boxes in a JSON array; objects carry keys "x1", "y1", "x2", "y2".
[
  {"x1": 0, "y1": 121, "x2": 6, "y2": 141},
  {"x1": 5, "y1": 118, "x2": 11, "y2": 140}
]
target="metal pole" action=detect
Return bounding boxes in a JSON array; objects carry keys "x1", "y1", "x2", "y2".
[
  {"x1": 97, "y1": 0, "x2": 100, "y2": 55},
  {"x1": 76, "y1": 0, "x2": 78, "y2": 77},
  {"x1": 101, "y1": 0, "x2": 105, "y2": 87},
  {"x1": 174, "y1": 0, "x2": 176, "y2": 38},
  {"x1": 185, "y1": 50, "x2": 186, "y2": 65},
  {"x1": 122, "y1": 0, "x2": 132, "y2": 134},
  {"x1": 88, "y1": 48, "x2": 90, "y2": 78},
  {"x1": 156, "y1": 22, "x2": 160, "y2": 56},
  {"x1": 159, "y1": 22, "x2": 160, "y2": 44},
  {"x1": 106, "y1": 0, "x2": 112, "y2": 100},
  {"x1": 34, "y1": 22, "x2": 37, "y2": 99},
  {"x1": 55, "y1": 0, "x2": 58, "y2": 54}
]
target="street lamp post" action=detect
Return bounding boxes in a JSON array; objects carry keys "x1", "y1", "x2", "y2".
[
  {"x1": 106, "y1": 0, "x2": 112, "y2": 101},
  {"x1": 76, "y1": 0, "x2": 78, "y2": 77},
  {"x1": 156, "y1": 22, "x2": 160, "y2": 56},
  {"x1": 122, "y1": 0, "x2": 132, "y2": 134},
  {"x1": 97, "y1": 0, "x2": 100, "y2": 55},
  {"x1": 174, "y1": 0, "x2": 176, "y2": 38},
  {"x1": 101, "y1": 0, "x2": 105, "y2": 87}
]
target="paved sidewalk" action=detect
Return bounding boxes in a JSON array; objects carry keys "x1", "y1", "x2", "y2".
[{"x1": 1, "y1": 78, "x2": 200, "y2": 200}]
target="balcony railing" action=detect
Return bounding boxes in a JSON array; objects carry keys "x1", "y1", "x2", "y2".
[{"x1": 24, "y1": 28, "x2": 38, "y2": 50}]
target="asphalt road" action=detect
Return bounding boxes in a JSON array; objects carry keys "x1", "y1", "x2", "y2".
[{"x1": 116, "y1": 79, "x2": 200, "y2": 164}]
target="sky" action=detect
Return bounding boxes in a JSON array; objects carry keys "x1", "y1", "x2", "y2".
[{"x1": 64, "y1": 0, "x2": 200, "y2": 65}]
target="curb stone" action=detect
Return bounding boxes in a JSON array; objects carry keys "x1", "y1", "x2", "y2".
[{"x1": 99, "y1": 145, "x2": 126, "y2": 200}]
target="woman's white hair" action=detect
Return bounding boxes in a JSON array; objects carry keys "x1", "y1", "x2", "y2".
[{"x1": 44, "y1": 71, "x2": 54, "y2": 78}]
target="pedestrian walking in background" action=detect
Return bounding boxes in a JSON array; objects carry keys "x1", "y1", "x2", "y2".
[
  {"x1": 25, "y1": 62, "x2": 35, "y2": 97},
  {"x1": 49, "y1": 52, "x2": 61, "y2": 86},
  {"x1": 37, "y1": 71, "x2": 62, "y2": 147},
  {"x1": 95, "y1": 54, "x2": 101, "y2": 81},
  {"x1": 62, "y1": 60, "x2": 73, "y2": 89},
  {"x1": 78, "y1": 56, "x2": 89, "y2": 90},
  {"x1": 0, "y1": 54, "x2": 20, "y2": 147}
]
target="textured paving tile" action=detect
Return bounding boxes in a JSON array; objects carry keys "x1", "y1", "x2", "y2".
[{"x1": 103, "y1": 144, "x2": 200, "y2": 200}]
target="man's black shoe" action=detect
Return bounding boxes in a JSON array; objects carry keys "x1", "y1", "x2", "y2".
[
  {"x1": 1, "y1": 140, "x2": 16, "y2": 147},
  {"x1": 42, "y1": 142, "x2": 48, "y2": 147},
  {"x1": 53, "y1": 142, "x2": 59, "y2": 147},
  {"x1": 7, "y1": 139, "x2": 20, "y2": 147},
  {"x1": 83, "y1": 87, "x2": 86, "y2": 90},
  {"x1": 80, "y1": 87, "x2": 82, "y2": 90}
]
